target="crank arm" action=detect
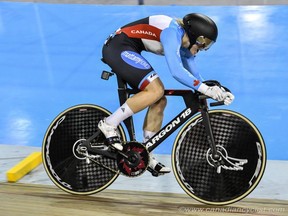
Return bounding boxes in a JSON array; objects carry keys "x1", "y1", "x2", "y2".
[{"x1": 84, "y1": 129, "x2": 102, "y2": 144}]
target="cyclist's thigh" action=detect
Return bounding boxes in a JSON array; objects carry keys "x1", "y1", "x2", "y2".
[{"x1": 102, "y1": 34, "x2": 159, "y2": 90}]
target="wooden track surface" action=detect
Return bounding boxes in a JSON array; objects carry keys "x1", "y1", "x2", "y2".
[{"x1": 0, "y1": 183, "x2": 287, "y2": 216}]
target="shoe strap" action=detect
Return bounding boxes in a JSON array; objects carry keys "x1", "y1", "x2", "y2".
[
  {"x1": 154, "y1": 162, "x2": 166, "y2": 172},
  {"x1": 107, "y1": 136, "x2": 120, "y2": 144}
]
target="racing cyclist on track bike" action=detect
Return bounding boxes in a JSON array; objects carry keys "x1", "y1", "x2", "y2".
[{"x1": 98, "y1": 13, "x2": 235, "y2": 176}]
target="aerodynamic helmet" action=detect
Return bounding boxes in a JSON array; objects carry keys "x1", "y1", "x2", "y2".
[{"x1": 183, "y1": 13, "x2": 218, "y2": 50}]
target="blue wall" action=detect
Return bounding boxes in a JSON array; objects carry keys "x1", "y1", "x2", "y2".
[{"x1": 0, "y1": 2, "x2": 288, "y2": 160}]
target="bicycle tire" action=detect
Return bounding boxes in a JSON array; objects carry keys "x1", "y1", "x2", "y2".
[
  {"x1": 42, "y1": 104, "x2": 126, "y2": 195},
  {"x1": 172, "y1": 109, "x2": 266, "y2": 205}
]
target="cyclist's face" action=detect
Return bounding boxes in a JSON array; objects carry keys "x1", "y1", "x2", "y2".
[
  {"x1": 195, "y1": 36, "x2": 214, "y2": 51},
  {"x1": 190, "y1": 44, "x2": 200, "y2": 55},
  {"x1": 183, "y1": 34, "x2": 210, "y2": 55}
]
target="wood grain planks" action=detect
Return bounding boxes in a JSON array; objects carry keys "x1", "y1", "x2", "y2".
[{"x1": 0, "y1": 183, "x2": 287, "y2": 216}]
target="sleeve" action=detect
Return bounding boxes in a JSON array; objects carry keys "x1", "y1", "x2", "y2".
[
  {"x1": 160, "y1": 26, "x2": 203, "y2": 90},
  {"x1": 180, "y1": 48, "x2": 205, "y2": 82}
]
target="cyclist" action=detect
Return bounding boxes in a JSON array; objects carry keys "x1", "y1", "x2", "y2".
[{"x1": 99, "y1": 13, "x2": 234, "y2": 176}]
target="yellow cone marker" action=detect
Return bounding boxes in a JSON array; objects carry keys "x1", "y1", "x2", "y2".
[{"x1": 6, "y1": 152, "x2": 42, "y2": 183}]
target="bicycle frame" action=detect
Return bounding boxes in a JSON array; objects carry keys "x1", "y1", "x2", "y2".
[
  {"x1": 111, "y1": 71, "x2": 219, "y2": 157},
  {"x1": 42, "y1": 70, "x2": 266, "y2": 204}
]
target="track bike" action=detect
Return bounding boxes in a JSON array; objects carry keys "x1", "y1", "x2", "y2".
[{"x1": 42, "y1": 69, "x2": 266, "y2": 206}]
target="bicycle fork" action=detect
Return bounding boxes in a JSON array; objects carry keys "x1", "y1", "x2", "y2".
[{"x1": 200, "y1": 106, "x2": 221, "y2": 161}]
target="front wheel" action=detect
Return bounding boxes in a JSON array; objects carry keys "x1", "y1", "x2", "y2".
[
  {"x1": 42, "y1": 104, "x2": 126, "y2": 195},
  {"x1": 172, "y1": 109, "x2": 266, "y2": 205}
]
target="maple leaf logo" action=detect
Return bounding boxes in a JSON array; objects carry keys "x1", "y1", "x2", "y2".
[{"x1": 193, "y1": 80, "x2": 200, "y2": 86}]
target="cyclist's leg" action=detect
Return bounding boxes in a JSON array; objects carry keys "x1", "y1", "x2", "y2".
[
  {"x1": 101, "y1": 34, "x2": 170, "y2": 174},
  {"x1": 127, "y1": 80, "x2": 171, "y2": 174},
  {"x1": 119, "y1": 74, "x2": 171, "y2": 175},
  {"x1": 140, "y1": 95, "x2": 171, "y2": 175},
  {"x1": 142, "y1": 95, "x2": 167, "y2": 147},
  {"x1": 126, "y1": 78, "x2": 165, "y2": 113},
  {"x1": 99, "y1": 78, "x2": 165, "y2": 150},
  {"x1": 142, "y1": 96, "x2": 167, "y2": 133},
  {"x1": 100, "y1": 33, "x2": 164, "y2": 150},
  {"x1": 102, "y1": 33, "x2": 164, "y2": 115}
]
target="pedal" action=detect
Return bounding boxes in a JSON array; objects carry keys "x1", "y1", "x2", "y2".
[
  {"x1": 147, "y1": 167, "x2": 160, "y2": 177},
  {"x1": 106, "y1": 137, "x2": 123, "y2": 151},
  {"x1": 147, "y1": 164, "x2": 170, "y2": 177}
]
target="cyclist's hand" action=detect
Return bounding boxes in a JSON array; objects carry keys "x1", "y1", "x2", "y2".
[
  {"x1": 206, "y1": 86, "x2": 226, "y2": 101},
  {"x1": 198, "y1": 83, "x2": 225, "y2": 101},
  {"x1": 223, "y1": 91, "x2": 235, "y2": 105}
]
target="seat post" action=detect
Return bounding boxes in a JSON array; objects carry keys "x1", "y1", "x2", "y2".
[
  {"x1": 116, "y1": 75, "x2": 137, "y2": 142},
  {"x1": 116, "y1": 75, "x2": 129, "y2": 105}
]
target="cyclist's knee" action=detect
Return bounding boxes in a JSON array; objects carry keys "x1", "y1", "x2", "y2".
[
  {"x1": 153, "y1": 87, "x2": 165, "y2": 101},
  {"x1": 144, "y1": 79, "x2": 165, "y2": 102}
]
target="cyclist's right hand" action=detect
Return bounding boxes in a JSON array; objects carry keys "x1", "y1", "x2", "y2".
[
  {"x1": 198, "y1": 83, "x2": 225, "y2": 101},
  {"x1": 205, "y1": 85, "x2": 226, "y2": 101},
  {"x1": 223, "y1": 91, "x2": 235, "y2": 105}
]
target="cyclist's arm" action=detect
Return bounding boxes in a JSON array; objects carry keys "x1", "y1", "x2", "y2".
[
  {"x1": 160, "y1": 26, "x2": 204, "y2": 90},
  {"x1": 180, "y1": 48, "x2": 205, "y2": 82}
]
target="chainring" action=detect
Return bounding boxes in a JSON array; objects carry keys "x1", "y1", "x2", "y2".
[{"x1": 116, "y1": 142, "x2": 149, "y2": 177}]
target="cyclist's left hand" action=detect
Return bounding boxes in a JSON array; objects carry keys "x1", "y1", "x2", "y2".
[{"x1": 223, "y1": 91, "x2": 235, "y2": 105}]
